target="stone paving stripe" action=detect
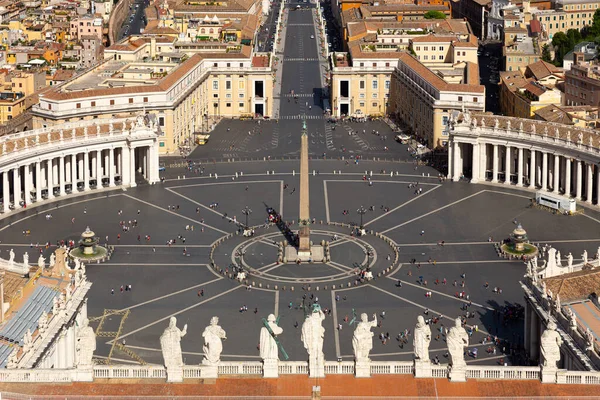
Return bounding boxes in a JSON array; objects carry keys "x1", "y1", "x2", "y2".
[
  {"x1": 331, "y1": 290, "x2": 341, "y2": 358},
  {"x1": 365, "y1": 184, "x2": 441, "y2": 227}
]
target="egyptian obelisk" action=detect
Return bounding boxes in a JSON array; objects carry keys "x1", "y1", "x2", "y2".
[{"x1": 298, "y1": 120, "x2": 311, "y2": 257}]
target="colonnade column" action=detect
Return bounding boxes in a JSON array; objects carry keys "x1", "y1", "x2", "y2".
[
  {"x1": 2, "y1": 171, "x2": 9, "y2": 212},
  {"x1": 576, "y1": 160, "x2": 583, "y2": 200},
  {"x1": 471, "y1": 143, "x2": 480, "y2": 183},
  {"x1": 13, "y1": 168, "x2": 21, "y2": 209},
  {"x1": 59, "y1": 156, "x2": 66, "y2": 196},
  {"x1": 452, "y1": 142, "x2": 462, "y2": 182},
  {"x1": 122, "y1": 147, "x2": 130, "y2": 186},
  {"x1": 586, "y1": 163, "x2": 593, "y2": 204},
  {"x1": 553, "y1": 155, "x2": 560, "y2": 194},
  {"x1": 517, "y1": 148, "x2": 524, "y2": 186},
  {"x1": 492, "y1": 144, "x2": 499, "y2": 183},
  {"x1": 23, "y1": 165, "x2": 31, "y2": 206},
  {"x1": 96, "y1": 150, "x2": 102, "y2": 185},
  {"x1": 447, "y1": 141, "x2": 453, "y2": 180},
  {"x1": 565, "y1": 158, "x2": 572, "y2": 197},
  {"x1": 35, "y1": 162, "x2": 41, "y2": 202},
  {"x1": 109, "y1": 149, "x2": 115, "y2": 187},
  {"x1": 71, "y1": 154, "x2": 78, "y2": 191},
  {"x1": 530, "y1": 150, "x2": 536, "y2": 188},
  {"x1": 504, "y1": 145, "x2": 511, "y2": 184},
  {"x1": 83, "y1": 152, "x2": 90, "y2": 191},
  {"x1": 149, "y1": 144, "x2": 159, "y2": 184},
  {"x1": 541, "y1": 152, "x2": 548, "y2": 191},
  {"x1": 129, "y1": 147, "x2": 137, "y2": 187},
  {"x1": 47, "y1": 158, "x2": 54, "y2": 199}
]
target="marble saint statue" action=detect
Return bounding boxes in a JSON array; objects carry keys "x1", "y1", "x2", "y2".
[
  {"x1": 260, "y1": 314, "x2": 283, "y2": 361},
  {"x1": 541, "y1": 320, "x2": 562, "y2": 368},
  {"x1": 160, "y1": 317, "x2": 187, "y2": 370},
  {"x1": 49, "y1": 253, "x2": 56, "y2": 268},
  {"x1": 567, "y1": 252, "x2": 573, "y2": 268},
  {"x1": 446, "y1": 317, "x2": 468, "y2": 369},
  {"x1": 8, "y1": 249, "x2": 14, "y2": 264},
  {"x1": 75, "y1": 318, "x2": 96, "y2": 368},
  {"x1": 352, "y1": 313, "x2": 377, "y2": 363},
  {"x1": 38, "y1": 255, "x2": 45, "y2": 269},
  {"x1": 583, "y1": 250, "x2": 588, "y2": 264},
  {"x1": 301, "y1": 305, "x2": 325, "y2": 364},
  {"x1": 413, "y1": 315, "x2": 432, "y2": 362},
  {"x1": 202, "y1": 316, "x2": 226, "y2": 365}
]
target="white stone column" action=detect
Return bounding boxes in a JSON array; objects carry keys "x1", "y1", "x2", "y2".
[
  {"x1": 491, "y1": 144, "x2": 499, "y2": 183},
  {"x1": 542, "y1": 152, "x2": 548, "y2": 191},
  {"x1": 96, "y1": 150, "x2": 102, "y2": 184},
  {"x1": 83, "y1": 152, "x2": 90, "y2": 191},
  {"x1": 104, "y1": 151, "x2": 109, "y2": 182},
  {"x1": 122, "y1": 147, "x2": 130, "y2": 186},
  {"x1": 148, "y1": 144, "x2": 160, "y2": 184},
  {"x1": 596, "y1": 166, "x2": 600, "y2": 206},
  {"x1": 117, "y1": 149, "x2": 122, "y2": 178},
  {"x1": 504, "y1": 145, "x2": 511, "y2": 184},
  {"x1": 3, "y1": 171, "x2": 9, "y2": 212},
  {"x1": 129, "y1": 147, "x2": 137, "y2": 187},
  {"x1": 13, "y1": 167, "x2": 21, "y2": 209},
  {"x1": 471, "y1": 142, "x2": 480, "y2": 183},
  {"x1": 109, "y1": 148, "x2": 115, "y2": 187},
  {"x1": 35, "y1": 162, "x2": 41, "y2": 202},
  {"x1": 447, "y1": 141, "x2": 453, "y2": 180},
  {"x1": 141, "y1": 148, "x2": 147, "y2": 180},
  {"x1": 91, "y1": 152, "x2": 97, "y2": 178},
  {"x1": 23, "y1": 164, "x2": 31, "y2": 206},
  {"x1": 530, "y1": 150, "x2": 536, "y2": 188},
  {"x1": 553, "y1": 155, "x2": 560, "y2": 194},
  {"x1": 565, "y1": 158, "x2": 572, "y2": 197},
  {"x1": 59, "y1": 156, "x2": 66, "y2": 196},
  {"x1": 71, "y1": 154, "x2": 78, "y2": 190},
  {"x1": 586, "y1": 163, "x2": 593, "y2": 204},
  {"x1": 517, "y1": 147, "x2": 524, "y2": 186},
  {"x1": 47, "y1": 158, "x2": 54, "y2": 199},
  {"x1": 576, "y1": 160, "x2": 583, "y2": 200}
]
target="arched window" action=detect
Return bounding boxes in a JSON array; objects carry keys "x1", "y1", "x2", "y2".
[
  {"x1": 209, "y1": 28, "x2": 214, "y2": 34},
  {"x1": 201, "y1": 28, "x2": 206, "y2": 33}
]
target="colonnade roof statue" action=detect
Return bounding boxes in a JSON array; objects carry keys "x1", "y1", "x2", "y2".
[
  {"x1": 352, "y1": 313, "x2": 377, "y2": 363},
  {"x1": 301, "y1": 303, "x2": 325, "y2": 362},
  {"x1": 202, "y1": 316, "x2": 227, "y2": 365},
  {"x1": 541, "y1": 320, "x2": 563, "y2": 369}
]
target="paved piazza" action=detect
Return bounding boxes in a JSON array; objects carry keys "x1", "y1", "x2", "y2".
[{"x1": 1, "y1": 144, "x2": 600, "y2": 367}]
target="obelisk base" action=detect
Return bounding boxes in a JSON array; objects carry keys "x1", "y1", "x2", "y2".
[{"x1": 298, "y1": 226, "x2": 311, "y2": 253}]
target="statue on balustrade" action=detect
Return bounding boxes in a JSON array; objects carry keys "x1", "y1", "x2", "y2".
[
  {"x1": 260, "y1": 314, "x2": 283, "y2": 362},
  {"x1": 413, "y1": 315, "x2": 431, "y2": 362},
  {"x1": 160, "y1": 316, "x2": 187, "y2": 370},
  {"x1": 6, "y1": 348, "x2": 19, "y2": 369},
  {"x1": 75, "y1": 318, "x2": 96, "y2": 368},
  {"x1": 301, "y1": 304, "x2": 325, "y2": 365},
  {"x1": 23, "y1": 252, "x2": 28, "y2": 267},
  {"x1": 37, "y1": 254, "x2": 45, "y2": 269},
  {"x1": 49, "y1": 253, "x2": 56, "y2": 268},
  {"x1": 541, "y1": 320, "x2": 562, "y2": 369},
  {"x1": 567, "y1": 252, "x2": 574, "y2": 268},
  {"x1": 202, "y1": 316, "x2": 226, "y2": 365},
  {"x1": 352, "y1": 313, "x2": 377, "y2": 363},
  {"x1": 446, "y1": 317, "x2": 468, "y2": 369},
  {"x1": 582, "y1": 250, "x2": 588, "y2": 264},
  {"x1": 556, "y1": 250, "x2": 562, "y2": 267},
  {"x1": 8, "y1": 249, "x2": 14, "y2": 265},
  {"x1": 585, "y1": 328, "x2": 595, "y2": 352},
  {"x1": 567, "y1": 308, "x2": 577, "y2": 332}
]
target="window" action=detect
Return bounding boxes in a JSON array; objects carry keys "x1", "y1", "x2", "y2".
[
  {"x1": 226, "y1": 103, "x2": 231, "y2": 107},
  {"x1": 359, "y1": 93, "x2": 365, "y2": 99},
  {"x1": 416, "y1": 46, "x2": 420, "y2": 51},
  {"x1": 213, "y1": 80, "x2": 219, "y2": 90},
  {"x1": 240, "y1": 63, "x2": 244, "y2": 67},
  {"x1": 91, "y1": 101, "x2": 95, "y2": 107},
  {"x1": 159, "y1": 116, "x2": 165, "y2": 126},
  {"x1": 385, "y1": 80, "x2": 390, "y2": 89},
  {"x1": 372, "y1": 102, "x2": 378, "y2": 107},
  {"x1": 48, "y1": 104, "x2": 51, "y2": 110},
  {"x1": 432, "y1": 46, "x2": 436, "y2": 51},
  {"x1": 213, "y1": 94, "x2": 219, "y2": 98},
  {"x1": 129, "y1": 98, "x2": 133, "y2": 104},
  {"x1": 385, "y1": 62, "x2": 390, "y2": 67},
  {"x1": 359, "y1": 102, "x2": 365, "y2": 107},
  {"x1": 458, "y1": 96, "x2": 463, "y2": 101},
  {"x1": 360, "y1": 80, "x2": 365, "y2": 89},
  {"x1": 424, "y1": 46, "x2": 428, "y2": 51},
  {"x1": 110, "y1": 99, "x2": 115, "y2": 105},
  {"x1": 239, "y1": 102, "x2": 244, "y2": 107},
  {"x1": 473, "y1": 97, "x2": 478, "y2": 102},
  {"x1": 226, "y1": 63, "x2": 231, "y2": 67},
  {"x1": 143, "y1": 97, "x2": 148, "y2": 103},
  {"x1": 225, "y1": 81, "x2": 232, "y2": 90},
  {"x1": 239, "y1": 81, "x2": 245, "y2": 89},
  {"x1": 439, "y1": 55, "x2": 444, "y2": 60},
  {"x1": 359, "y1": 62, "x2": 364, "y2": 67},
  {"x1": 372, "y1": 80, "x2": 378, "y2": 89},
  {"x1": 372, "y1": 93, "x2": 378, "y2": 98},
  {"x1": 226, "y1": 93, "x2": 232, "y2": 98},
  {"x1": 424, "y1": 55, "x2": 428, "y2": 60},
  {"x1": 239, "y1": 93, "x2": 245, "y2": 98},
  {"x1": 442, "y1": 116, "x2": 448, "y2": 125},
  {"x1": 76, "y1": 103, "x2": 81, "y2": 108},
  {"x1": 213, "y1": 62, "x2": 218, "y2": 67}
]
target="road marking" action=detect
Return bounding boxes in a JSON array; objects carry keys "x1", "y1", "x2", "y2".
[
  {"x1": 280, "y1": 180, "x2": 284, "y2": 217},
  {"x1": 380, "y1": 191, "x2": 486, "y2": 234},
  {"x1": 365, "y1": 185, "x2": 441, "y2": 227},
  {"x1": 327, "y1": 261, "x2": 356, "y2": 272},
  {"x1": 385, "y1": 276, "x2": 494, "y2": 311},
  {"x1": 331, "y1": 290, "x2": 341, "y2": 358},
  {"x1": 370, "y1": 285, "x2": 491, "y2": 336},
  {"x1": 328, "y1": 238, "x2": 350, "y2": 248},
  {"x1": 274, "y1": 290, "x2": 280, "y2": 317},
  {"x1": 323, "y1": 180, "x2": 330, "y2": 223},
  {"x1": 112, "y1": 286, "x2": 243, "y2": 343},
  {"x1": 258, "y1": 239, "x2": 280, "y2": 248},
  {"x1": 123, "y1": 194, "x2": 228, "y2": 235},
  {"x1": 168, "y1": 180, "x2": 283, "y2": 190},
  {"x1": 257, "y1": 262, "x2": 283, "y2": 273}
]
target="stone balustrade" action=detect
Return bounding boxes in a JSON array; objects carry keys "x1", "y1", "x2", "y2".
[
  {"x1": 0, "y1": 258, "x2": 30, "y2": 276},
  {"x1": 94, "y1": 365, "x2": 167, "y2": 379}
]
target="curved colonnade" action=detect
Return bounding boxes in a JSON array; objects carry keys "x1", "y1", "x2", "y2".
[
  {"x1": 0, "y1": 116, "x2": 161, "y2": 215},
  {"x1": 448, "y1": 112, "x2": 600, "y2": 207}
]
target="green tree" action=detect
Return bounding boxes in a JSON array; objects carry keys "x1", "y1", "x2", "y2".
[
  {"x1": 541, "y1": 44, "x2": 552, "y2": 63},
  {"x1": 423, "y1": 10, "x2": 447, "y2": 19}
]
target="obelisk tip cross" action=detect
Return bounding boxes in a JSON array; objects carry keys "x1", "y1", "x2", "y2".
[{"x1": 298, "y1": 120, "x2": 311, "y2": 254}]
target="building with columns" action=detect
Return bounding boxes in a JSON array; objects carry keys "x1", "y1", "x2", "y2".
[
  {"x1": 0, "y1": 115, "x2": 160, "y2": 214},
  {"x1": 447, "y1": 112, "x2": 600, "y2": 208}
]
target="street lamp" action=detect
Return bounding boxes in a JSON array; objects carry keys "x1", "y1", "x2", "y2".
[
  {"x1": 242, "y1": 206, "x2": 252, "y2": 228},
  {"x1": 357, "y1": 205, "x2": 366, "y2": 229}
]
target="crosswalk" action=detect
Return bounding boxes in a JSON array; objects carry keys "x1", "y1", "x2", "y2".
[
  {"x1": 279, "y1": 115, "x2": 324, "y2": 120},
  {"x1": 284, "y1": 58, "x2": 319, "y2": 61}
]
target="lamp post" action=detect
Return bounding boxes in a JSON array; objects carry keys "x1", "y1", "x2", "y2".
[
  {"x1": 242, "y1": 206, "x2": 252, "y2": 228},
  {"x1": 357, "y1": 205, "x2": 366, "y2": 229}
]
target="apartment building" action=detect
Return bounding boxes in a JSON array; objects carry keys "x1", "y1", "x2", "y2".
[
  {"x1": 389, "y1": 52, "x2": 485, "y2": 148},
  {"x1": 564, "y1": 52, "x2": 600, "y2": 106},
  {"x1": 32, "y1": 39, "x2": 273, "y2": 154}
]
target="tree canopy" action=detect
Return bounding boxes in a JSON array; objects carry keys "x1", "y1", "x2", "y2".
[{"x1": 423, "y1": 11, "x2": 446, "y2": 19}]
